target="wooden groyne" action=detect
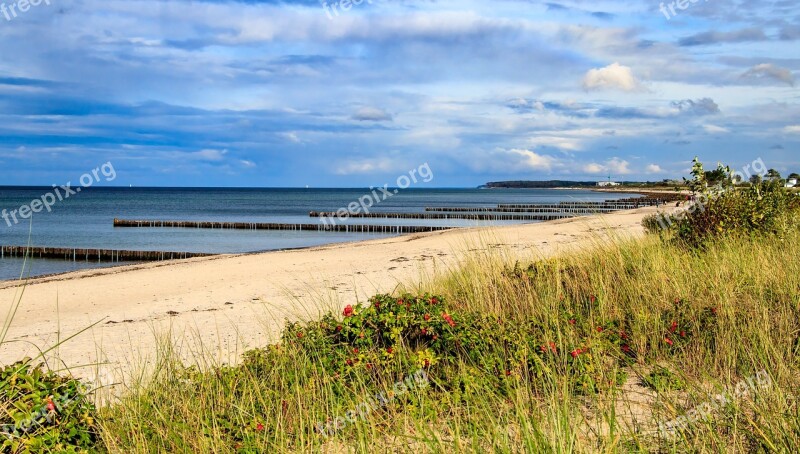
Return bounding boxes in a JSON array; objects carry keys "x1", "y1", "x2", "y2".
[
  {"x1": 113, "y1": 219, "x2": 451, "y2": 234},
  {"x1": 0, "y1": 246, "x2": 212, "y2": 262},
  {"x1": 308, "y1": 212, "x2": 577, "y2": 221}
]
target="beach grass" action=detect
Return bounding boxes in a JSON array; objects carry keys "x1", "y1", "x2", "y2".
[
  {"x1": 4, "y1": 169, "x2": 800, "y2": 453},
  {"x1": 87, "y1": 222, "x2": 800, "y2": 453}
]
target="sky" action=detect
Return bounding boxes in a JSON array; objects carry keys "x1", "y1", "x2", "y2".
[{"x1": 0, "y1": 0, "x2": 798, "y2": 187}]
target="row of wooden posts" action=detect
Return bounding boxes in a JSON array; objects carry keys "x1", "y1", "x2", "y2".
[{"x1": 4, "y1": 195, "x2": 680, "y2": 264}]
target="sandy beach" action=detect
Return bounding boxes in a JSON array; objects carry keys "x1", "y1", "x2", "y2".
[{"x1": 0, "y1": 206, "x2": 669, "y2": 385}]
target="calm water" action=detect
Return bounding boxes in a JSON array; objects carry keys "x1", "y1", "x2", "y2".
[{"x1": 0, "y1": 187, "x2": 640, "y2": 280}]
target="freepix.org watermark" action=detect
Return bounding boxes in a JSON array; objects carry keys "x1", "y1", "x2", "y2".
[
  {"x1": 1, "y1": 0, "x2": 50, "y2": 22},
  {"x1": 657, "y1": 369, "x2": 772, "y2": 438},
  {"x1": 659, "y1": 0, "x2": 708, "y2": 21},
  {"x1": 321, "y1": 162, "x2": 433, "y2": 227},
  {"x1": 322, "y1": 0, "x2": 379, "y2": 20},
  {"x1": 2, "y1": 162, "x2": 117, "y2": 227},
  {"x1": 315, "y1": 368, "x2": 430, "y2": 437}
]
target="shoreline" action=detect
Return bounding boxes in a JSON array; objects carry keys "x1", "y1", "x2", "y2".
[{"x1": 0, "y1": 206, "x2": 673, "y2": 384}]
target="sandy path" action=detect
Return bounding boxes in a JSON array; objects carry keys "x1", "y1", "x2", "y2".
[{"x1": 0, "y1": 207, "x2": 667, "y2": 386}]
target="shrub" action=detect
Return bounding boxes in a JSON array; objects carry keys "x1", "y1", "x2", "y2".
[
  {"x1": 646, "y1": 158, "x2": 800, "y2": 247},
  {"x1": 0, "y1": 361, "x2": 99, "y2": 453}
]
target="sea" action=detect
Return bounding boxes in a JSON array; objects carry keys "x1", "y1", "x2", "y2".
[{"x1": 0, "y1": 187, "x2": 642, "y2": 281}]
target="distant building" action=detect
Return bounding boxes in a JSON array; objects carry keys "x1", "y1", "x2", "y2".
[
  {"x1": 787, "y1": 178, "x2": 798, "y2": 188},
  {"x1": 597, "y1": 181, "x2": 621, "y2": 187}
]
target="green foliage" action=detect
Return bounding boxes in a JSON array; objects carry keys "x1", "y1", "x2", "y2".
[
  {"x1": 0, "y1": 361, "x2": 99, "y2": 453},
  {"x1": 649, "y1": 157, "x2": 800, "y2": 247},
  {"x1": 642, "y1": 366, "x2": 686, "y2": 393},
  {"x1": 279, "y1": 291, "x2": 658, "y2": 398}
]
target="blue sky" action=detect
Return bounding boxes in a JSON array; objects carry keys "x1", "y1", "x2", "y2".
[{"x1": 0, "y1": 0, "x2": 798, "y2": 187}]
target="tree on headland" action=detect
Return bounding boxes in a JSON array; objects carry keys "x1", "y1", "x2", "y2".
[
  {"x1": 703, "y1": 167, "x2": 729, "y2": 186},
  {"x1": 766, "y1": 169, "x2": 781, "y2": 181},
  {"x1": 789, "y1": 173, "x2": 800, "y2": 180}
]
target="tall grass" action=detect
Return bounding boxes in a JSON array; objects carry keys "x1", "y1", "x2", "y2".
[{"x1": 97, "y1": 225, "x2": 800, "y2": 453}]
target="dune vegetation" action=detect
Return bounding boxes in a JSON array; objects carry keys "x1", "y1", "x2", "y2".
[{"x1": 2, "y1": 161, "x2": 800, "y2": 453}]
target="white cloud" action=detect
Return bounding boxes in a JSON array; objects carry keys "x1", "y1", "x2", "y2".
[
  {"x1": 280, "y1": 132, "x2": 302, "y2": 143},
  {"x1": 583, "y1": 163, "x2": 605, "y2": 174},
  {"x1": 582, "y1": 63, "x2": 642, "y2": 92},
  {"x1": 335, "y1": 157, "x2": 403, "y2": 175},
  {"x1": 583, "y1": 157, "x2": 632, "y2": 175},
  {"x1": 240, "y1": 160, "x2": 256, "y2": 168},
  {"x1": 352, "y1": 107, "x2": 393, "y2": 122},
  {"x1": 467, "y1": 148, "x2": 556, "y2": 173},
  {"x1": 645, "y1": 164, "x2": 663, "y2": 174},
  {"x1": 741, "y1": 63, "x2": 795, "y2": 86},
  {"x1": 528, "y1": 136, "x2": 583, "y2": 151},
  {"x1": 703, "y1": 124, "x2": 730, "y2": 134},
  {"x1": 784, "y1": 125, "x2": 800, "y2": 133},
  {"x1": 191, "y1": 149, "x2": 228, "y2": 161}
]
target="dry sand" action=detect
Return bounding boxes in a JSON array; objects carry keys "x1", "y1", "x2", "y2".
[{"x1": 0, "y1": 206, "x2": 670, "y2": 386}]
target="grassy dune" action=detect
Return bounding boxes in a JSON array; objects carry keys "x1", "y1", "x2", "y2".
[
  {"x1": 86, "y1": 225, "x2": 800, "y2": 453},
  {"x1": 3, "y1": 167, "x2": 799, "y2": 453}
]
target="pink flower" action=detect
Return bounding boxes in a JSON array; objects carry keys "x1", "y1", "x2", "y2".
[
  {"x1": 343, "y1": 305, "x2": 354, "y2": 317},
  {"x1": 256, "y1": 423, "x2": 265, "y2": 431}
]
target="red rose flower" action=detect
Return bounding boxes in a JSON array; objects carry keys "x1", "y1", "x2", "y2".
[
  {"x1": 424, "y1": 359, "x2": 430, "y2": 367},
  {"x1": 431, "y1": 297, "x2": 439, "y2": 304},
  {"x1": 570, "y1": 349, "x2": 582, "y2": 358},
  {"x1": 680, "y1": 330, "x2": 686, "y2": 338},
  {"x1": 549, "y1": 342, "x2": 557, "y2": 352},
  {"x1": 620, "y1": 331, "x2": 628, "y2": 340},
  {"x1": 590, "y1": 295, "x2": 596, "y2": 303},
  {"x1": 621, "y1": 344, "x2": 631, "y2": 352},
  {"x1": 505, "y1": 370, "x2": 511, "y2": 376},
  {"x1": 670, "y1": 321, "x2": 678, "y2": 333},
  {"x1": 386, "y1": 347, "x2": 393, "y2": 354},
  {"x1": 441, "y1": 312, "x2": 456, "y2": 327},
  {"x1": 664, "y1": 337, "x2": 674, "y2": 346},
  {"x1": 596, "y1": 326, "x2": 603, "y2": 332},
  {"x1": 366, "y1": 363, "x2": 373, "y2": 370},
  {"x1": 353, "y1": 348, "x2": 359, "y2": 354},
  {"x1": 424, "y1": 313, "x2": 431, "y2": 321},
  {"x1": 46, "y1": 400, "x2": 55, "y2": 412},
  {"x1": 343, "y1": 305, "x2": 354, "y2": 317},
  {"x1": 568, "y1": 319, "x2": 576, "y2": 325},
  {"x1": 296, "y1": 332, "x2": 304, "y2": 339},
  {"x1": 421, "y1": 328, "x2": 427, "y2": 335},
  {"x1": 256, "y1": 423, "x2": 265, "y2": 431}
]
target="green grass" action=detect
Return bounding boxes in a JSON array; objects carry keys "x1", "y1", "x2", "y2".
[
  {"x1": 85, "y1": 225, "x2": 800, "y2": 453},
  {"x1": 4, "y1": 167, "x2": 800, "y2": 452}
]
